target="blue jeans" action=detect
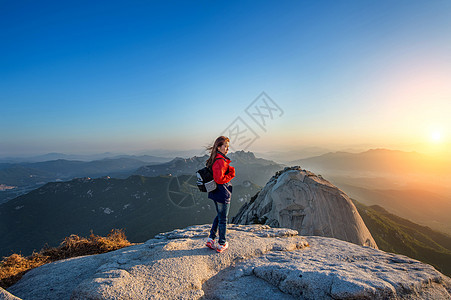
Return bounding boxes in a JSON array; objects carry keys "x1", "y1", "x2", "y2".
[{"x1": 209, "y1": 200, "x2": 230, "y2": 245}]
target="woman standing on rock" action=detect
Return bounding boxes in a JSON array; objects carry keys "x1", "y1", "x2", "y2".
[{"x1": 205, "y1": 136, "x2": 235, "y2": 252}]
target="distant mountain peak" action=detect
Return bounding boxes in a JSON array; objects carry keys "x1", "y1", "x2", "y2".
[
  {"x1": 234, "y1": 166, "x2": 378, "y2": 248},
  {"x1": 231, "y1": 150, "x2": 256, "y2": 158}
]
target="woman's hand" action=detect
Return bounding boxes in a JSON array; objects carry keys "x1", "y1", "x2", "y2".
[{"x1": 228, "y1": 166, "x2": 235, "y2": 177}]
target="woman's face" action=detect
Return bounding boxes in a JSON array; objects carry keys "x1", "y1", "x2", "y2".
[{"x1": 217, "y1": 141, "x2": 229, "y2": 154}]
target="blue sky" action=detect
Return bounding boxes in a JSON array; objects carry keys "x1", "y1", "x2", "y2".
[{"x1": 1, "y1": 0, "x2": 450, "y2": 156}]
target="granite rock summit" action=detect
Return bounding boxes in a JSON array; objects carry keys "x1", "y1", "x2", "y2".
[
  {"x1": 3, "y1": 224, "x2": 451, "y2": 299},
  {"x1": 233, "y1": 166, "x2": 378, "y2": 248}
]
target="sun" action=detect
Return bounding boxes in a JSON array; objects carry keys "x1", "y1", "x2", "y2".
[{"x1": 431, "y1": 130, "x2": 442, "y2": 143}]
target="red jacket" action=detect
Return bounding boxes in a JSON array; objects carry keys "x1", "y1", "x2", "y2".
[{"x1": 212, "y1": 152, "x2": 235, "y2": 184}]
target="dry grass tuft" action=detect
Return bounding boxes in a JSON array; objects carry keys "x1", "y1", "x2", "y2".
[{"x1": 0, "y1": 229, "x2": 131, "y2": 289}]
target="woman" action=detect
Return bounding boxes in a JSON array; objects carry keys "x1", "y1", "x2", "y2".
[{"x1": 205, "y1": 136, "x2": 235, "y2": 253}]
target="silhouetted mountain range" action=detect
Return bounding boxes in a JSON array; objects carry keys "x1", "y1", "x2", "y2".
[
  {"x1": 0, "y1": 151, "x2": 280, "y2": 256},
  {"x1": 1, "y1": 149, "x2": 450, "y2": 278},
  {"x1": 0, "y1": 157, "x2": 173, "y2": 204},
  {"x1": 134, "y1": 150, "x2": 283, "y2": 187},
  {"x1": 1, "y1": 167, "x2": 450, "y2": 278},
  {"x1": 291, "y1": 148, "x2": 450, "y2": 175},
  {"x1": 0, "y1": 153, "x2": 173, "y2": 163},
  {"x1": 0, "y1": 157, "x2": 168, "y2": 186},
  {"x1": 0, "y1": 174, "x2": 259, "y2": 258},
  {"x1": 0, "y1": 151, "x2": 281, "y2": 204}
]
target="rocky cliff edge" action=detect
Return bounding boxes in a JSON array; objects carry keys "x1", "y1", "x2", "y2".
[{"x1": 3, "y1": 224, "x2": 451, "y2": 299}]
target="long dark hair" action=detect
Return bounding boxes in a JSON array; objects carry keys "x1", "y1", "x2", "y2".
[{"x1": 206, "y1": 136, "x2": 230, "y2": 167}]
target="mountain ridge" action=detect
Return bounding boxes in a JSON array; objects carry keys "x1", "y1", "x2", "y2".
[
  {"x1": 291, "y1": 148, "x2": 450, "y2": 175},
  {"x1": 134, "y1": 150, "x2": 283, "y2": 187},
  {"x1": 0, "y1": 174, "x2": 259, "y2": 258}
]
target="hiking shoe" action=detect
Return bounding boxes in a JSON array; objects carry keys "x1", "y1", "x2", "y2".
[
  {"x1": 206, "y1": 238, "x2": 215, "y2": 250},
  {"x1": 216, "y1": 241, "x2": 229, "y2": 253}
]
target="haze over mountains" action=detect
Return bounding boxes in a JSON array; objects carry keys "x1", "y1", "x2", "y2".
[
  {"x1": 0, "y1": 157, "x2": 169, "y2": 204},
  {"x1": 134, "y1": 151, "x2": 282, "y2": 187},
  {"x1": 0, "y1": 151, "x2": 282, "y2": 204},
  {"x1": 2, "y1": 163, "x2": 450, "y2": 299},
  {"x1": 288, "y1": 149, "x2": 451, "y2": 235},
  {"x1": 292, "y1": 148, "x2": 451, "y2": 177},
  {"x1": 0, "y1": 150, "x2": 203, "y2": 164},
  {"x1": 0, "y1": 151, "x2": 280, "y2": 257},
  {"x1": 0, "y1": 174, "x2": 261, "y2": 258},
  {"x1": 1, "y1": 148, "x2": 450, "y2": 275}
]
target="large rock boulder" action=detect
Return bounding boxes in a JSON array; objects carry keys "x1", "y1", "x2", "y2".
[
  {"x1": 5, "y1": 224, "x2": 451, "y2": 299},
  {"x1": 233, "y1": 166, "x2": 378, "y2": 248}
]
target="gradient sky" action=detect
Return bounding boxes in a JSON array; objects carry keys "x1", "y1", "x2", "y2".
[{"x1": 1, "y1": 0, "x2": 450, "y2": 156}]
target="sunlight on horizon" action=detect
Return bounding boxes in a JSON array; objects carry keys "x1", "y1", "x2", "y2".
[{"x1": 431, "y1": 130, "x2": 442, "y2": 143}]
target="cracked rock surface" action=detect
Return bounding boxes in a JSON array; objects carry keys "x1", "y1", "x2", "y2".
[{"x1": 6, "y1": 224, "x2": 451, "y2": 299}]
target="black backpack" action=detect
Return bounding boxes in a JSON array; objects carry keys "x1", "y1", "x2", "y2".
[{"x1": 196, "y1": 157, "x2": 225, "y2": 192}]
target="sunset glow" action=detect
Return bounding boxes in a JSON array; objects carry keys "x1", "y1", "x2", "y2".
[
  {"x1": 431, "y1": 131, "x2": 442, "y2": 143},
  {"x1": 1, "y1": 1, "x2": 450, "y2": 157}
]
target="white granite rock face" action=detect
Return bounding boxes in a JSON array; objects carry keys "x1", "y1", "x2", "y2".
[
  {"x1": 233, "y1": 167, "x2": 378, "y2": 248},
  {"x1": 6, "y1": 224, "x2": 451, "y2": 299},
  {"x1": 0, "y1": 288, "x2": 20, "y2": 300}
]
